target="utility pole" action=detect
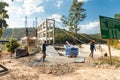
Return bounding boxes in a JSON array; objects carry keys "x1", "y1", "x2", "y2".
[
  {"x1": 35, "y1": 17, "x2": 37, "y2": 47},
  {"x1": 35, "y1": 17, "x2": 37, "y2": 37},
  {"x1": 25, "y1": 16, "x2": 28, "y2": 36},
  {"x1": 25, "y1": 16, "x2": 29, "y2": 52},
  {"x1": 33, "y1": 20, "x2": 34, "y2": 28}
]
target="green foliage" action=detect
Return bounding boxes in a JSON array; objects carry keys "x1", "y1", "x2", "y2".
[
  {"x1": 95, "y1": 56, "x2": 120, "y2": 66},
  {"x1": 1, "y1": 27, "x2": 106, "y2": 44},
  {"x1": 110, "y1": 39, "x2": 120, "y2": 49},
  {"x1": 55, "y1": 28, "x2": 106, "y2": 44},
  {"x1": 1, "y1": 28, "x2": 35, "y2": 40},
  {"x1": 61, "y1": 0, "x2": 86, "y2": 44},
  {"x1": 69, "y1": 0, "x2": 86, "y2": 26},
  {"x1": 4, "y1": 38, "x2": 19, "y2": 53},
  {"x1": 115, "y1": 14, "x2": 120, "y2": 19},
  {"x1": 0, "y1": 2, "x2": 9, "y2": 37},
  {"x1": 61, "y1": 0, "x2": 86, "y2": 28}
]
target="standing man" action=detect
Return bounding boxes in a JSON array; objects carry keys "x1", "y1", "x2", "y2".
[
  {"x1": 89, "y1": 40, "x2": 96, "y2": 58},
  {"x1": 42, "y1": 41, "x2": 47, "y2": 61}
]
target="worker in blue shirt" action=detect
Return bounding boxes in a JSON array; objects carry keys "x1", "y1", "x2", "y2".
[
  {"x1": 42, "y1": 41, "x2": 47, "y2": 61},
  {"x1": 89, "y1": 40, "x2": 96, "y2": 58}
]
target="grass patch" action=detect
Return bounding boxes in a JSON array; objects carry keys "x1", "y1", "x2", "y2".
[{"x1": 95, "y1": 56, "x2": 120, "y2": 66}]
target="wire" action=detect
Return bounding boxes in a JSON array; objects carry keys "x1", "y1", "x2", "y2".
[
  {"x1": 56, "y1": 21, "x2": 85, "y2": 44},
  {"x1": 56, "y1": 21, "x2": 101, "y2": 44}
]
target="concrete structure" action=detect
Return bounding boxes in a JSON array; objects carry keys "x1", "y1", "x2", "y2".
[
  {"x1": 37, "y1": 19, "x2": 55, "y2": 45},
  {"x1": 20, "y1": 19, "x2": 55, "y2": 54},
  {"x1": 21, "y1": 37, "x2": 37, "y2": 53},
  {"x1": 21, "y1": 37, "x2": 36, "y2": 47}
]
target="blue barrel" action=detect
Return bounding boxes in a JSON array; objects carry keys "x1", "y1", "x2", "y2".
[
  {"x1": 65, "y1": 45, "x2": 71, "y2": 55},
  {"x1": 65, "y1": 46, "x2": 78, "y2": 57},
  {"x1": 70, "y1": 48, "x2": 78, "y2": 55}
]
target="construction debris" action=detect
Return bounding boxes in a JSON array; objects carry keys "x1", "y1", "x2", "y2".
[{"x1": 0, "y1": 64, "x2": 8, "y2": 75}]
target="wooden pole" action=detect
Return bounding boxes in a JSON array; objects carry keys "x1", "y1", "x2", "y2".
[
  {"x1": 35, "y1": 17, "x2": 37, "y2": 47},
  {"x1": 53, "y1": 19, "x2": 55, "y2": 46},
  {"x1": 25, "y1": 16, "x2": 29, "y2": 52},
  {"x1": 107, "y1": 39, "x2": 112, "y2": 65}
]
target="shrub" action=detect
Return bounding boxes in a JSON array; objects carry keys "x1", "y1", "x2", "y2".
[{"x1": 4, "y1": 38, "x2": 20, "y2": 54}]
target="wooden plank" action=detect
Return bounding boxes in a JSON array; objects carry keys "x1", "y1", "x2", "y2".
[{"x1": 0, "y1": 64, "x2": 8, "y2": 75}]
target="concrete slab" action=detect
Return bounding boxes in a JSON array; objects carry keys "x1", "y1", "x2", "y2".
[
  {"x1": 74, "y1": 56, "x2": 85, "y2": 63},
  {"x1": 46, "y1": 45, "x2": 59, "y2": 57}
]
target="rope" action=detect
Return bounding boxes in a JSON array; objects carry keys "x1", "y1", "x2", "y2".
[
  {"x1": 56, "y1": 21, "x2": 101, "y2": 44},
  {"x1": 56, "y1": 21, "x2": 85, "y2": 44},
  {"x1": 55, "y1": 21, "x2": 104, "y2": 52}
]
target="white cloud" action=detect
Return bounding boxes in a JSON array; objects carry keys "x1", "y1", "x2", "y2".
[
  {"x1": 47, "y1": 14, "x2": 62, "y2": 22},
  {"x1": 6, "y1": 6, "x2": 24, "y2": 17},
  {"x1": 81, "y1": 21, "x2": 99, "y2": 29},
  {"x1": 78, "y1": 0, "x2": 89, "y2": 2},
  {"x1": 36, "y1": 6, "x2": 44, "y2": 13},
  {"x1": 3, "y1": 0, "x2": 11, "y2": 2},
  {"x1": 7, "y1": 16, "x2": 25, "y2": 28},
  {"x1": 16, "y1": 0, "x2": 23, "y2": 2},
  {"x1": 23, "y1": 0, "x2": 44, "y2": 15},
  {"x1": 79, "y1": 21, "x2": 100, "y2": 34},
  {"x1": 5, "y1": 0, "x2": 45, "y2": 16},
  {"x1": 5, "y1": 0, "x2": 46, "y2": 28},
  {"x1": 56, "y1": 0, "x2": 63, "y2": 8}
]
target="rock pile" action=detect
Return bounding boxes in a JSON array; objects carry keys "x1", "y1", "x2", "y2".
[{"x1": 36, "y1": 63, "x2": 74, "y2": 75}]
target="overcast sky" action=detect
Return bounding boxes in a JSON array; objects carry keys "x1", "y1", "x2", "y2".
[{"x1": 3, "y1": 0, "x2": 120, "y2": 34}]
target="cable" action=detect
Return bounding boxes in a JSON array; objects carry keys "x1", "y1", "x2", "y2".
[
  {"x1": 56, "y1": 21, "x2": 100, "y2": 44},
  {"x1": 56, "y1": 21, "x2": 85, "y2": 44}
]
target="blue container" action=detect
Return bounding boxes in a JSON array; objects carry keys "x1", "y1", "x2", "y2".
[
  {"x1": 65, "y1": 45, "x2": 71, "y2": 55},
  {"x1": 65, "y1": 46, "x2": 78, "y2": 57},
  {"x1": 71, "y1": 48, "x2": 78, "y2": 55}
]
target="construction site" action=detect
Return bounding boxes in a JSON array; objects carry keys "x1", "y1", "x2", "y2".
[
  {"x1": 1, "y1": 0, "x2": 120, "y2": 80},
  {"x1": 1, "y1": 18, "x2": 120, "y2": 80}
]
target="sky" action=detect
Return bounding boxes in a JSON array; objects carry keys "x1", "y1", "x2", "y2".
[{"x1": 3, "y1": 0, "x2": 120, "y2": 34}]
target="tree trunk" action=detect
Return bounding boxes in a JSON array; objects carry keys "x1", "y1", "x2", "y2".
[{"x1": 74, "y1": 25, "x2": 78, "y2": 45}]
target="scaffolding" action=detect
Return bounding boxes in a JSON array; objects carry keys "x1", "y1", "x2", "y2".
[{"x1": 37, "y1": 19, "x2": 55, "y2": 46}]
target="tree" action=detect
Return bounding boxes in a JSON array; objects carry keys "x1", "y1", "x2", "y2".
[
  {"x1": 61, "y1": 0, "x2": 86, "y2": 44},
  {"x1": 115, "y1": 14, "x2": 120, "y2": 19},
  {"x1": 0, "y1": 2, "x2": 9, "y2": 37},
  {"x1": 4, "y1": 38, "x2": 19, "y2": 56}
]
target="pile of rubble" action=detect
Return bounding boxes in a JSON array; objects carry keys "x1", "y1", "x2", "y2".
[{"x1": 35, "y1": 63, "x2": 75, "y2": 75}]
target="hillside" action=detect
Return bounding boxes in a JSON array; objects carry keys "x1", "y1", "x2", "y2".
[
  {"x1": 1, "y1": 28, "x2": 35, "y2": 40},
  {"x1": 0, "y1": 28, "x2": 106, "y2": 44}
]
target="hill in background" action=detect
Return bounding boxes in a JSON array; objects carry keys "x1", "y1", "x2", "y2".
[
  {"x1": 0, "y1": 28, "x2": 106, "y2": 44},
  {"x1": 1, "y1": 28, "x2": 36, "y2": 40}
]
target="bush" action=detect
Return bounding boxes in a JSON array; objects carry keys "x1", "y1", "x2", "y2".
[
  {"x1": 4, "y1": 38, "x2": 20, "y2": 54},
  {"x1": 95, "y1": 56, "x2": 120, "y2": 66}
]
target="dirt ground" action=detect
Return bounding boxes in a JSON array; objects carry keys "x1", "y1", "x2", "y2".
[{"x1": 0, "y1": 53, "x2": 120, "y2": 80}]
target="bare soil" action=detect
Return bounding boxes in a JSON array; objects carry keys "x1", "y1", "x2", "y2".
[{"x1": 0, "y1": 53, "x2": 120, "y2": 80}]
